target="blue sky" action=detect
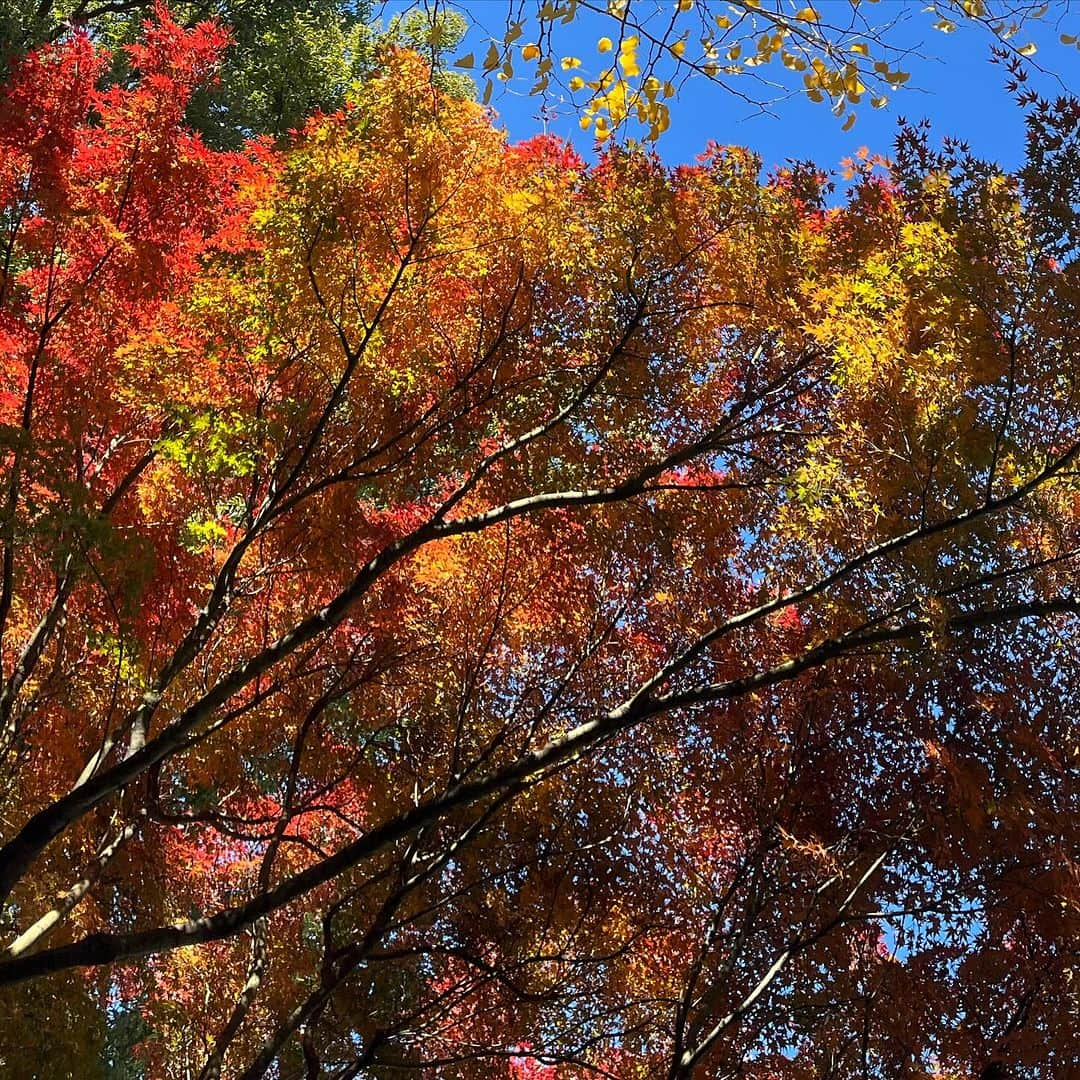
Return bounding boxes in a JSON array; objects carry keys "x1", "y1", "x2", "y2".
[{"x1": 439, "y1": 1, "x2": 1080, "y2": 174}]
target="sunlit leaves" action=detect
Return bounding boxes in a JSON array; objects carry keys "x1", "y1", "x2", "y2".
[
  {"x1": 452, "y1": 0, "x2": 1069, "y2": 142},
  {"x1": 3, "y1": 11, "x2": 1080, "y2": 1078},
  {"x1": 2, "y1": 1, "x2": 379, "y2": 148}
]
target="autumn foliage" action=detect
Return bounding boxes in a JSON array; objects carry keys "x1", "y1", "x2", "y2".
[{"x1": 0, "y1": 10, "x2": 1079, "y2": 1078}]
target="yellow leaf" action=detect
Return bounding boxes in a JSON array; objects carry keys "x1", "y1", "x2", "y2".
[
  {"x1": 620, "y1": 54, "x2": 641, "y2": 76},
  {"x1": 561, "y1": 55, "x2": 581, "y2": 69},
  {"x1": 850, "y1": 42, "x2": 869, "y2": 56},
  {"x1": 569, "y1": 75, "x2": 585, "y2": 90},
  {"x1": 795, "y1": 6, "x2": 819, "y2": 21},
  {"x1": 1017, "y1": 41, "x2": 1038, "y2": 56},
  {"x1": 677, "y1": 0, "x2": 694, "y2": 11},
  {"x1": 598, "y1": 36, "x2": 613, "y2": 52},
  {"x1": 669, "y1": 39, "x2": 686, "y2": 58},
  {"x1": 522, "y1": 43, "x2": 541, "y2": 61}
]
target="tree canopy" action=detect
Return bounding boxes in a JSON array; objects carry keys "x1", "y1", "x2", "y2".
[
  {"x1": 1, "y1": 8, "x2": 1080, "y2": 1079},
  {"x1": 0, "y1": 0, "x2": 375, "y2": 147}
]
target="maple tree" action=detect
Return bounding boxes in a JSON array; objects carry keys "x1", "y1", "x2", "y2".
[
  {"x1": 1, "y1": 9, "x2": 1080, "y2": 1079},
  {"x1": 0, "y1": 0, "x2": 376, "y2": 147}
]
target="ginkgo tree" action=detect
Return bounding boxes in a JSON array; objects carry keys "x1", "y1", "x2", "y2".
[
  {"x1": 445, "y1": 0, "x2": 1068, "y2": 141},
  {"x1": 1, "y1": 8, "x2": 1080, "y2": 1079}
]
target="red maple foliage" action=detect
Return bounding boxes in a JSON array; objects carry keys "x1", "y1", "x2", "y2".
[{"x1": 1, "y1": 12, "x2": 1079, "y2": 1080}]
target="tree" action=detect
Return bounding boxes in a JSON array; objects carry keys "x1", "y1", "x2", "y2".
[
  {"x1": 0, "y1": 0, "x2": 376, "y2": 147},
  {"x1": 1, "y1": 12, "x2": 1080, "y2": 1079},
  {"x1": 443, "y1": 0, "x2": 1069, "y2": 142}
]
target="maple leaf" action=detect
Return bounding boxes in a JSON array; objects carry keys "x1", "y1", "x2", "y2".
[{"x1": 0, "y1": 15, "x2": 1078, "y2": 1080}]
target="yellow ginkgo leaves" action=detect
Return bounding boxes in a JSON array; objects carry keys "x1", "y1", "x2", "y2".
[{"x1": 619, "y1": 36, "x2": 641, "y2": 77}]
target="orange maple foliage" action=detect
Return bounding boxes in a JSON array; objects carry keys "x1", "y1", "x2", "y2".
[{"x1": 0, "y1": 12, "x2": 1079, "y2": 1080}]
